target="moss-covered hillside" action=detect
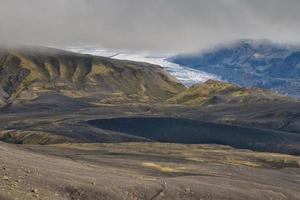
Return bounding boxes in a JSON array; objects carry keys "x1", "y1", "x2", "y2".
[
  {"x1": 0, "y1": 46, "x2": 185, "y2": 107},
  {"x1": 167, "y1": 80, "x2": 291, "y2": 105}
]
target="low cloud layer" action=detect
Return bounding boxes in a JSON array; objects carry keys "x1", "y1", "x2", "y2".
[{"x1": 1, "y1": 0, "x2": 300, "y2": 53}]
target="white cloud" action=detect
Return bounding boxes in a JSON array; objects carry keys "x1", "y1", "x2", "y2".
[{"x1": 0, "y1": 0, "x2": 300, "y2": 53}]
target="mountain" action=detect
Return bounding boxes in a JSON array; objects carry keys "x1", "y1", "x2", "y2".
[
  {"x1": 168, "y1": 39, "x2": 300, "y2": 98},
  {"x1": 167, "y1": 79, "x2": 291, "y2": 105},
  {"x1": 0, "y1": 46, "x2": 185, "y2": 108},
  {"x1": 0, "y1": 46, "x2": 300, "y2": 156}
]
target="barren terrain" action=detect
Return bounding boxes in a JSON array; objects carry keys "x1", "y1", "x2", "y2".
[{"x1": 1, "y1": 142, "x2": 300, "y2": 200}]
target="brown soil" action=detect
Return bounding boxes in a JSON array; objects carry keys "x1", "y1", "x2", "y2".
[{"x1": 1, "y1": 142, "x2": 300, "y2": 200}]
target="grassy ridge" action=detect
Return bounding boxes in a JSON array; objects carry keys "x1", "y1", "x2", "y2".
[
  {"x1": 0, "y1": 129, "x2": 76, "y2": 144},
  {"x1": 0, "y1": 47, "x2": 185, "y2": 107},
  {"x1": 167, "y1": 80, "x2": 291, "y2": 105}
]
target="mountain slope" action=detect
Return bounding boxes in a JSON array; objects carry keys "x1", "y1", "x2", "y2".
[
  {"x1": 168, "y1": 39, "x2": 300, "y2": 97},
  {"x1": 167, "y1": 80, "x2": 291, "y2": 105},
  {"x1": 2, "y1": 141, "x2": 300, "y2": 200},
  {"x1": 0, "y1": 46, "x2": 185, "y2": 108}
]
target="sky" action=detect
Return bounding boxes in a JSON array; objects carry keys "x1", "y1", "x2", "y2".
[{"x1": 0, "y1": 0, "x2": 300, "y2": 53}]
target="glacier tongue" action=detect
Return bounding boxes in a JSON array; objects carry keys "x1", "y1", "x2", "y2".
[{"x1": 65, "y1": 46, "x2": 220, "y2": 86}]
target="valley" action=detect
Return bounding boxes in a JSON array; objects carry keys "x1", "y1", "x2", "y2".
[
  {"x1": 2, "y1": 0, "x2": 300, "y2": 199},
  {"x1": 0, "y1": 46, "x2": 300, "y2": 200}
]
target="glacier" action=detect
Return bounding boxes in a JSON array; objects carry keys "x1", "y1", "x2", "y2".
[{"x1": 64, "y1": 46, "x2": 219, "y2": 86}]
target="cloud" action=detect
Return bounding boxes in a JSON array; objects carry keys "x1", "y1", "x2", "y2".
[{"x1": 0, "y1": 0, "x2": 300, "y2": 53}]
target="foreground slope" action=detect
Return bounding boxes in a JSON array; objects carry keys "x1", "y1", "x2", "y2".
[
  {"x1": 0, "y1": 46, "x2": 185, "y2": 107},
  {"x1": 1, "y1": 141, "x2": 300, "y2": 200}
]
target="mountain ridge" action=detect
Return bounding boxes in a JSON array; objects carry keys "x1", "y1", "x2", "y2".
[
  {"x1": 167, "y1": 79, "x2": 293, "y2": 105},
  {"x1": 0, "y1": 46, "x2": 185, "y2": 107},
  {"x1": 168, "y1": 39, "x2": 300, "y2": 97}
]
